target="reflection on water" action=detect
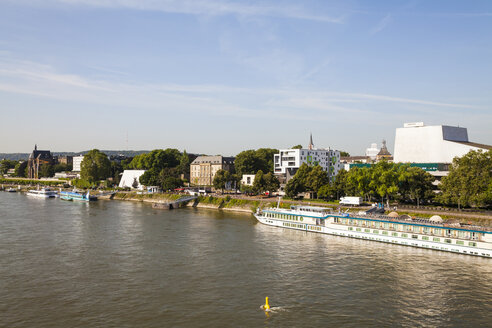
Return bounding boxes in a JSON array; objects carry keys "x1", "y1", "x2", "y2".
[{"x1": 0, "y1": 192, "x2": 491, "y2": 327}]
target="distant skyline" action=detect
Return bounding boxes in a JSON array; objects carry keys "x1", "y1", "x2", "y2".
[{"x1": 1, "y1": 0, "x2": 491, "y2": 156}]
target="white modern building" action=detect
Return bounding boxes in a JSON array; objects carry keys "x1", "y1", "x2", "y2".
[
  {"x1": 365, "y1": 143, "x2": 379, "y2": 160},
  {"x1": 72, "y1": 155, "x2": 84, "y2": 172},
  {"x1": 394, "y1": 122, "x2": 491, "y2": 164},
  {"x1": 274, "y1": 135, "x2": 341, "y2": 182},
  {"x1": 119, "y1": 170, "x2": 146, "y2": 190},
  {"x1": 241, "y1": 174, "x2": 255, "y2": 186}
]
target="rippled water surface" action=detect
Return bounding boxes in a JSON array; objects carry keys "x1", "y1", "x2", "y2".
[{"x1": 1, "y1": 192, "x2": 491, "y2": 327}]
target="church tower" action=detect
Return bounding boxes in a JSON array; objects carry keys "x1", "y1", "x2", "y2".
[{"x1": 308, "y1": 133, "x2": 314, "y2": 150}]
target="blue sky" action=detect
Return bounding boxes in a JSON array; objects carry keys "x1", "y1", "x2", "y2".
[{"x1": 0, "y1": 0, "x2": 491, "y2": 155}]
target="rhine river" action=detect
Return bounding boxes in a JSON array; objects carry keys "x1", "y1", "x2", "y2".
[{"x1": 1, "y1": 192, "x2": 491, "y2": 327}]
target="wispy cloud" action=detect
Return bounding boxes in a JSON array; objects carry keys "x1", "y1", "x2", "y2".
[
  {"x1": 14, "y1": 0, "x2": 344, "y2": 23},
  {"x1": 0, "y1": 57, "x2": 483, "y2": 122},
  {"x1": 370, "y1": 13, "x2": 392, "y2": 35},
  {"x1": 432, "y1": 12, "x2": 492, "y2": 18}
]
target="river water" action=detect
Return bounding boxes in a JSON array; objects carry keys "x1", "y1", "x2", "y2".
[{"x1": 1, "y1": 192, "x2": 491, "y2": 327}]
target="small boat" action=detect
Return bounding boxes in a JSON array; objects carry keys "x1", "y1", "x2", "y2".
[
  {"x1": 60, "y1": 190, "x2": 97, "y2": 202},
  {"x1": 6, "y1": 188, "x2": 17, "y2": 192},
  {"x1": 27, "y1": 187, "x2": 57, "y2": 198}
]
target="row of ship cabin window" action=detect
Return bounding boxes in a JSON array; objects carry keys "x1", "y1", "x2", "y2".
[
  {"x1": 283, "y1": 222, "x2": 305, "y2": 229},
  {"x1": 282, "y1": 222, "x2": 322, "y2": 232},
  {"x1": 347, "y1": 227, "x2": 478, "y2": 247},
  {"x1": 266, "y1": 213, "x2": 303, "y2": 222},
  {"x1": 334, "y1": 218, "x2": 481, "y2": 240}
]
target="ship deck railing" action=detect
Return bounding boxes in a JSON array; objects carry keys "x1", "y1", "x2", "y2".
[
  {"x1": 348, "y1": 213, "x2": 492, "y2": 232},
  {"x1": 259, "y1": 208, "x2": 491, "y2": 233}
]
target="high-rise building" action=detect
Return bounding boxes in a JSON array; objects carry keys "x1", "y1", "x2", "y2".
[{"x1": 274, "y1": 135, "x2": 341, "y2": 182}]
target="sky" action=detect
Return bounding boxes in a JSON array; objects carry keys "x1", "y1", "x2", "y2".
[{"x1": 0, "y1": 0, "x2": 491, "y2": 156}]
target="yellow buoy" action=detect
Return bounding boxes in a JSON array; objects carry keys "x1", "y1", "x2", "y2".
[{"x1": 263, "y1": 296, "x2": 270, "y2": 310}]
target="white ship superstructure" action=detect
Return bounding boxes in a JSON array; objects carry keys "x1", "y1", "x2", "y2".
[
  {"x1": 254, "y1": 205, "x2": 492, "y2": 258},
  {"x1": 27, "y1": 188, "x2": 58, "y2": 198}
]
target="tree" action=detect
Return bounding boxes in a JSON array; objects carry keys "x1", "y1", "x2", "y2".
[
  {"x1": 285, "y1": 177, "x2": 304, "y2": 198},
  {"x1": 264, "y1": 172, "x2": 280, "y2": 194},
  {"x1": 345, "y1": 167, "x2": 372, "y2": 200},
  {"x1": 158, "y1": 167, "x2": 183, "y2": 190},
  {"x1": 331, "y1": 169, "x2": 348, "y2": 200},
  {"x1": 240, "y1": 184, "x2": 254, "y2": 195},
  {"x1": 110, "y1": 161, "x2": 123, "y2": 185},
  {"x1": 369, "y1": 161, "x2": 399, "y2": 206},
  {"x1": 340, "y1": 151, "x2": 350, "y2": 157},
  {"x1": 129, "y1": 149, "x2": 183, "y2": 187},
  {"x1": 252, "y1": 170, "x2": 266, "y2": 194},
  {"x1": 439, "y1": 149, "x2": 492, "y2": 208},
  {"x1": 213, "y1": 169, "x2": 232, "y2": 193},
  {"x1": 53, "y1": 163, "x2": 72, "y2": 173},
  {"x1": 39, "y1": 164, "x2": 54, "y2": 178},
  {"x1": 139, "y1": 168, "x2": 160, "y2": 186},
  {"x1": 252, "y1": 171, "x2": 279, "y2": 195},
  {"x1": 129, "y1": 149, "x2": 181, "y2": 171},
  {"x1": 291, "y1": 145, "x2": 303, "y2": 149},
  {"x1": 255, "y1": 148, "x2": 278, "y2": 174},
  {"x1": 177, "y1": 150, "x2": 191, "y2": 176},
  {"x1": 317, "y1": 184, "x2": 335, "y2": 200},
  {"x1": 80, "y1": 149, "x2": 111, "y2": 182},
  {"x1": 0, "y1": 160, "x2": 17, "y2": 174},
  {"x1": 234, "y1": 148, "x2": 278, "y2": 176},
  {"x1": 306, "y1": 165, "x2": 330, "y2": 197},
  {"x1": 13, "y1": 161, "x2": 28, "y2": 178},
  {"x1": 398, "y1": 166, "x2": 435, "y2": 206},
  {"x1": 293, "y1": 163, "x2": 313, "y2": 185}
]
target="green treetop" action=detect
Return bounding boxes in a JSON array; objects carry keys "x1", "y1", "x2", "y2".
[
  {"x1": 80, "y1": 149, "x2": 111, "y2": 182},
  {"x1": 439, "y1": 149, "x2": 492, "y2": 208}
]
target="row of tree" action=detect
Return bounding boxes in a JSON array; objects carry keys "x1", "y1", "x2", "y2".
[
  {"x1": 439, "y1": 149, "x2": 491, "y2": 208},
  {"x1": 127, "y1": 149, "x2": 193, "y2": 190},
  {"x1": 212, "y1": 169, "x2": 280, "y2": 195},
  {"x1": 284, "y1": 149, "x2": 491, "y2": 208},
  {"x1": 285, "y1": 161, "x2": 436, "y2": 206},
  {"x1": 234, "y1": 148, "x2": 278, "y2": 176}
]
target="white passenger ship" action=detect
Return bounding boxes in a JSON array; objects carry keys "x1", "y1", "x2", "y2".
[
  {"x1": 255, "y1": 205, "x2": 492, "y2": 258},
  {"x1": 27, "y1": 188, "x2": 58, "y2": 198}
]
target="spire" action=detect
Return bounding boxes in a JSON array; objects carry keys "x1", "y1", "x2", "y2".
[
  {"x1": 308, "y1": 133, "x2": 314, "y2": 150},
  {"x1": 34, "y1": 144, "x2": 37, "y2": 151}
]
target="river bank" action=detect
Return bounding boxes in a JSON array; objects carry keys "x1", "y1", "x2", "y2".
[
  {"x1": 108, "y1": 192, "x2": 492, "y2": 226},
  {"x1": 111, "y1": 192, "x2": 267, "y2": 214}
]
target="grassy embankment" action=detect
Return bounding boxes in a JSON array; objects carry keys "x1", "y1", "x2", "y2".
[
  {"x1": 0, "y1": 178, "x2": 65, "y2": 187},
  {"x1": 111, "y1": 192, "x2": 491, "y2": 225},
  {"x1": 112, "y1": 192, "x2": 285, "y2": 212}
]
